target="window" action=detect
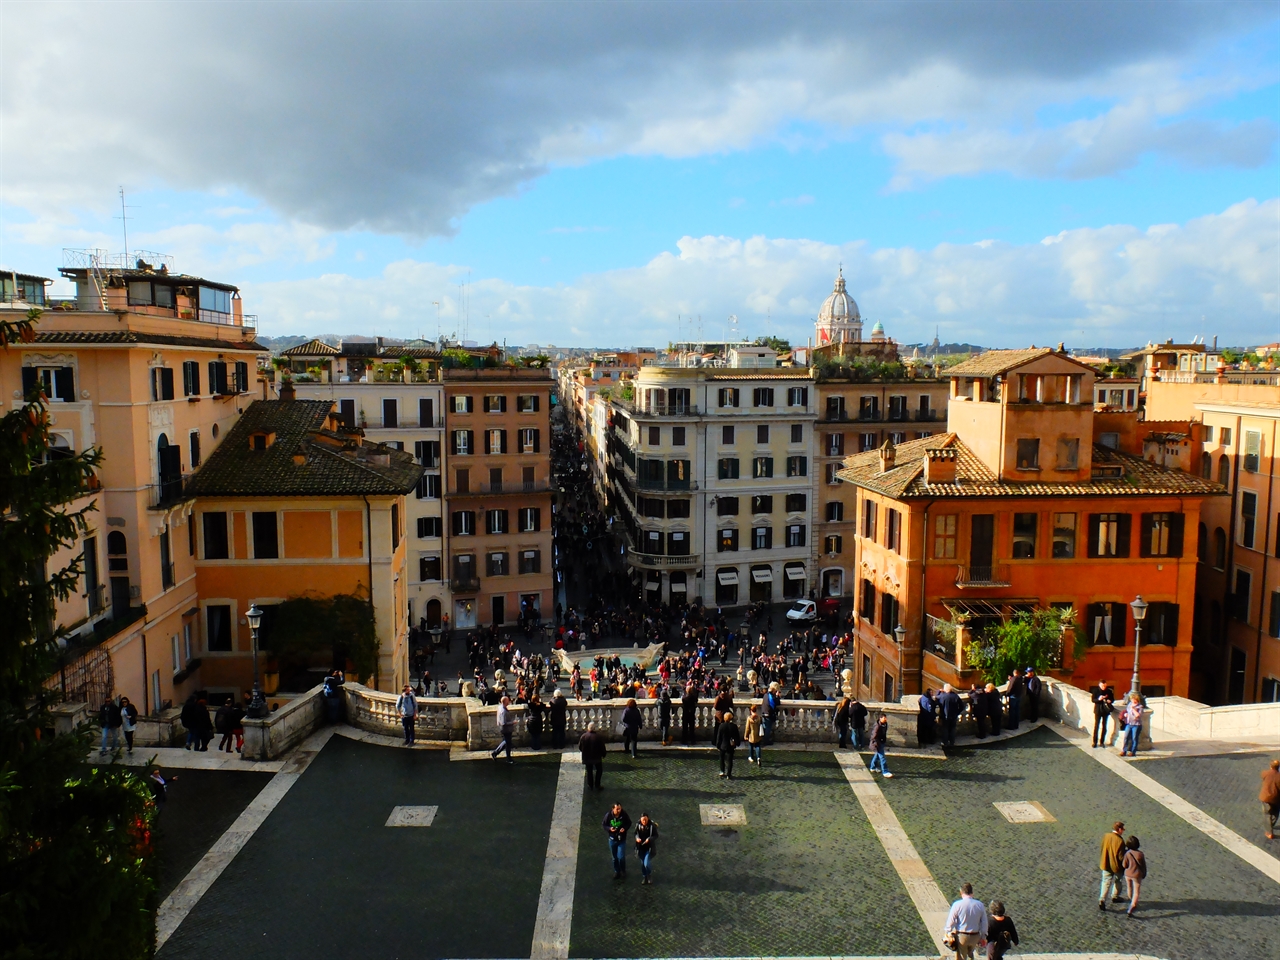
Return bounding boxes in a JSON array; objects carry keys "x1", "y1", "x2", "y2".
[
  {"x1": 862, "y1": 500, "x2": 878, "y2": 540},
  {"x1": 159, "y1": 526, "x2": 173, "y2": 590},
  {"x1": 1244, "y1": 431, "x2": 1261, "y2": 473},
  {"x1": 1088, "y1": 513, "x2": 1130, "y2": 558},
  {"x1": 718, "y1": 528, "x2": 739, "y2": 552},
  {"x1": 888, "y1": 395, "x2": 907, "y2": 421},
  {"x1": 1214, "y1": 527, "x2": 1227, "y2": 569},
  {"x1": 252, "y1": 512, "x2": 279, "y2": 559},
  {"x1": 338, "y1": 399, "x2": 356, "y2": 429},
  {"x1": 1233, "y1": 569, "x2": 1252, "y2": 622},
  {"x1": 234, "y1": 361, "x2": 249, "y2": 394},
  {"x1": 1217, "y1": 455, "x2": 1231, "y2": 487},
  {"x1": 182, "y1": 361, "x2": 201, "y2": 396},
  {"x1": 1221, "y1": 427, "x2": 1233, "y2": 446},
  {"x1": 1087, "y1": 602, "x2": 1126, "y2": 646},
  {"x1": 640, "y1": 497, "x2": 664, "y2": 518},
  {"x1": 753, "y1": 457, "x2": 774, "y2": 478},
  {"x1": 715, "y1": 569, "x2": 739, "y2": 604},
  {"x1": 517, "y1": 428, "x2": 540, "y2": 453},
  {"x1": 522, "y1": 466, "x2": 535, "y2": 490},
  {"x1": 415, "y1": 440, "x2": 441, "y2": 467},
  {"x1": 824, "y1": 535, "x2": 843, "y2": 553},
  {"x1": 518, "y1": 550, "x2": 542, "y2": 574},
  {"x1": 860, "y1": 432, "x2": 878, "y2": 452},
  {"x1": 717, "y1": 457, "x2": 740, "y2": 480},
  {"x1": 722, "y1": 425, "x2": 735, "y2": 444},
  {"x1": 391, "y1": 503, "x2": 400, "y2": 550},
  {"x1": 752, "y1": 387, "x2": 774, "y2": 408},
  {"x1": 757, "y1": 424, "x2": 769, "y2": 444},
  {"x1": 452, "y1": 511, "x2": 476, "y2": 536},
  {"x1": 21, "y1": 365, "x2": 74, "y2": 403},
  {"x1": 1241, "y1": 492, "x2": 1258, "y2": 548},
  {"x1": 752, "y1": 526, "x2": 773, "y2": 549},
  {"x1": 785, "y1": 524, "x2": 806, "y2": 547},
  {"x1": 879, "y1": 591, "x2": 899, "y2": 634},
  {"x1": 203, "y1": 512, "x2": 229, "y2": 559},
  {"x1": 452, "y1": 395, "x2": 473, "y2": 414},
  {"x1": 717, "y1": 496, "x2": 739, "y2": 516},
  {"x1": 862, "y1": 654, "x2": 871, "y2": 688},
  {"x1": 888, "y1": 431, "x2": 906, "y2": 445},
  {"x1": 860, "y1": 578, "x2": 875, "y2": 620},
  {"x1": 785, "y1": 493, "x2": 807, "y2": 513},
  {"x1": 1052, "y1": 513, "x2": 1076, "y2": 558},
  {"x1": 483, "y1": 394, "x2": 507, "y2": 414},
  {"x1": 826, "y1": 396, "x2": 846, "y2": 420},
  {"x1": 419, "y1": 555, "x2": 442, "y2": 581},
  {"x1": 643, "y1": 529, "x2": 663, "y2": 554},
  {"x1": 416, "y1": 474, "x2": 441, "y2": 499},
  {"x1": 790, "y1": 424, "x2": 803, "y2": 444},
  {"x1": 786, "y1": 456, "x2": 807, "y2": 477},
  {"x1": 668, "y1": 531, "x2": 690, "y2": 556},
  {"x1": 206, "y1": 604, "x2": 233, "y2": 652},
  {"x1": 667, "y1": 499, "x2": 691, "y2": 519},
  {"x1": 667, "y1": 459, "x2": 690, "y2": 486},
  {"x1": 417, "y1": 516, "x2": 442, "y2": 538},
  {"x1": 672, "y1": 426, "x2": 686, "y2": 446},
  {"x1": 885, "y1": 508, "x2": 901, "y2": 553},
  {"x1": 1143, "y1": 602, "x2": 1179, "y2": 645},
  {"x1": 933, "y1": 514, "x2": 956, "y2": 559},
  {"x1": 649, "y1": 426, "x2": 661, "y2": 446},
  {"x1": 1012, "y1": 513, "x2": 1037, "y2": 558},
  {"x1": 718, "y1": 387, "x2": 740, "y2": 408},
  {"x1": 826, "y1": 501, "x2": 845, "y2": 522},
  {"x1": 207, "y1": 360, "x2": 229, "y2": 395},
  {"x1": 416, "y1": 398, "x2": 434, "y2": 427},
  {"x1": 172, "y1": 634, "x2": 181, "y2": 674},
  {"x1": 485, "y1": 509, "x2": 509, "y2": 535},
  {"x1": 752, "y1": 495, "x2": 773, "y2": 514},
  {"x1": 1016, "y1": 438, "x2": 1040, "y2": 469},
  {"x1": 198, "y1": 286, "x2": 232, "y2": 315},
  {"x1": 826, "y1": 433, "x2": 845, "y2": 456},
  {"x1": 1057, "y1": 438, "x2": 1079, "y2": 470},
  {"x1": 452, "y1": 430, "x2": 473, "y2": 455},
  {"x1": 518, "y1": 507, "x2": 541, "y2": 532},
  {"x1": 1099, "y1": 432, "x2": 1120, "y2": 450},
  {"x1": 189, "y1": 430, "x2": 201, "y2": 469},
  {"x1": 517, "y1": 394, "x2": 539, "y2": 413},
  {"x1": 825, "y1": 462, "x2": 842, "y2": 485},
  {"x1": 487, "y1": 552, "x2": 509, "y2": 576},
  {"x1": 1141, "y1": 513, "x2": 1184, "y2": 557},
  {"x1": 484, "y1": 429, "x2": 507, "y2": 454},
  {"x1": 1269, "y1": 591, "x2": 1280, "y2": 639},
  {"x1": 151, "y1": 367, "x2": 175, "y2": 401},
  {"x1": 787, "y1": 386, "x2": 808, "y2": 406},
  {"x1": 918, "y1": 395, "x2": 932, "y2": 419},
  {"x1": 382, "y1": 398, "x2": 398, "y2": 428}
]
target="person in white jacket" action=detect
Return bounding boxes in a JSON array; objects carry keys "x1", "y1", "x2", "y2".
[
  {"x1": 491, "y1": 696, "x2": 515, "y2": 763},
  {"x1": 396, "y1": 685, "x2": 418, "y2": 746}
]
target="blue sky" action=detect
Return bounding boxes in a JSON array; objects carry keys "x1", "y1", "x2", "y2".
[{"x1": 2, "y1": 2, "x2": 1277, "y2": 348}]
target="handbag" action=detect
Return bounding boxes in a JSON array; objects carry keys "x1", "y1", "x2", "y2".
[{"x1": 942, "y1": 931, "x2": 958, "y2": 951}]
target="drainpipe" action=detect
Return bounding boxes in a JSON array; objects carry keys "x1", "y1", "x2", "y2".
[
  {"x1": 363, "y1": 495, "x2": 377, "y2": 690},
  {"x1": 140, "y1": 631, "x2": 148, "y2": 715},
  {"x1": 1221, "y1": 415, "x2": 1242, "y2": 702},
  {"x1": 919, "y1": 498, "x2": 938, "y2": 692},
  {"x1": 1254, "y1": 418, "x2": 1276, "y2": 702}
]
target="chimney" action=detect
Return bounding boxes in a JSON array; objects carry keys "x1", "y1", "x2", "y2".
[
  {"x1": 878, "y1": 438, "x2": 896, "y2": 473},
  {"x1": 924, "y1": 447, "x2": 957, "y2": 484},
  {"x1": 279, "y1": 379, "x2": 296, "y2": 401},
  {"x1": 376, "y1": 336, "x2": 385, "y2": 352}
]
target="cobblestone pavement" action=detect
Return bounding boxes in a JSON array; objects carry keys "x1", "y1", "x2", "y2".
[
  {"x1": 569, "y1": 751, "x2": 935, "y2": 959},
  {"x1": 881, "y1": 726, "x2": 1280, "y2": 960},
  {"x1": 1138, "y1": 751, "x2": 1279, "y2": 860},
  {"x1": 154, "y1": 768, "x2": 273, "y2": 899},
  {"x1": 158, "y1": 736, "x2": 562, "y2": 960}
]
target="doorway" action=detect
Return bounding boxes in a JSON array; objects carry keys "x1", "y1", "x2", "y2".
[
  {"x1": 426, "y1": 598, "x2": 442, "y2": 629},
  {"x1": 491, "y1": 595, "x2": 505, "y2": 626},
  {"x1": 970, "y1": 514, "x2": 994, "y2": 577},
  {"x1": 1228, "y1": 646, "x2": 1246, "y2": 703}
]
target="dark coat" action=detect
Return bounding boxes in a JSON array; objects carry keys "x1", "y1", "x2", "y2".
[
  {"x1": 851, "y1": 701, "x2": 868, "y2": 729},
  {"x1": 937, "y1": 690, "x2": 963, "y2": 721},
  {"x1": 578, "y1": 730, "x2": 607, "y2": 763},
  {"x1": 714, "y1": 719, "x2": 741, "y2": 751},
  {"x1": 869, "y1": 719, "x2": 888, "y2": 749},
  {"x1": 621, "y1": 705, "x2": 642, "y2": 732},
  {"x1": 658, "y1": 695, "x2": 673, "y2": 724},
  {"x1": 549, "y1": 696, "x2": 568, "y2": 729}
]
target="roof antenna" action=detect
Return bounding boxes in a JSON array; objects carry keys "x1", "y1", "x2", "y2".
[{"x1": 116, "y1": 187, "x2": 132, "y2": 263}]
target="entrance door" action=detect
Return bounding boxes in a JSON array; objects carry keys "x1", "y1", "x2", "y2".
[
  {"x1": 454, "y1": 599, "x2": 477, "y2": 629},
  {"x1": 1228, "y1": 646, "x2": 1246, "y2": 703},
  {"x1": 491, "y1": 595, "x2": 505, "y2": 626},
  {"x1": 426, "y1": 599, "x2": 442, "y2": 629},
  {"x1": 110, "y1": 577, "x2": 132, "y2": 619},
  {"x1": 823, "y1": 569, "x2": 842, "y2": 597},
  {"x1": 970, "y1": 514, "x2": 994, "y2": 578}
]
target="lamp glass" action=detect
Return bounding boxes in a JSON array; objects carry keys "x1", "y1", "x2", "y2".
[
  {"x1": 1129, "y1": 596, "x2": 1149, "y2": 621},
  {"x1": 894, "y1": 625, "x2": 906, "y2": 644},
  {"x1": 246, "y1": 603, "x2": 263, "y2": 630}
]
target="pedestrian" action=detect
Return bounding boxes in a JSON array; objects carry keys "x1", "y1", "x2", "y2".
[
  {"x1": 658, "y1": 687, "x2": 673, "y2": 745},
  {"x1": 96, "y1": 696, "x2": 122, "y2": 755},
  {"x1": 1024, "y1": 668, "x2": 1042, "y2": 723},
  {"x1": 744, "y1": 703, "x2": 763, "y2": 766},
  {"x1": 190, "y1": 697, "x2": 214, "y2": 751},
  {"x1": 527, "y1": 692, "x2": 546, "y2": 750},
  {"x1": 634, "y1": 813, "x2": 658, "y2": 885},
  {"x1": 396, "y1": 684, "x2": 418, "y2": 746},
  {"x1": 1261, "y1": 758, "x2": 1280, "y2": 840},
  {"x1": 851, "y1": 696, "x2": 868, "y2": 749},
  {"x1": 215, "y1": 697, "x2": 236, "y2": 752},
  {"x1": 917, "y1": 688, "x2": 937, "y2": 746},
  {"x1": 1006, "y1": 669, "x2": 1024, "y2": 727},
  {"x1": 937, "y1": 683, "x2": 962, "y2": 747},
  {"x1": 985, "y1": 901, "x2": 1019, "y2": 959},
  {"x1": 834, "y1": 696, "x2": 852, "y2": 748},
  {"x1": 603, "y1": 802, "x2": 631, "y2": 879},
  {"x1": 762, "y1": 682, "x2": 779, "y2": 745},
  {"x1": 1119, "y1": 694, "x2": 1143, "y2": 757},
  {"x1": 868, "y1": 712, "x2": 892, "y2": 778},
  {"x1": 680, "y1": 684, "x2": 699, "y2": 744},
  {"x1": 944, "y1": 883, "x2": 988, "y2": 960},
  {"x1": 491, "y1": 695, "x2": 515, "y2": 763},
  {"x1": 1098, "y1": 821, "x2": 1126, "y2": 910},
  {"x1": 550, "y1": 689, "x2": 568, "y2": 748},
  {"x1": 181, "y1": 694, "x2": 200, "y2": 750},
  {"x1": 621, "y1": 697, "x2": 642, "y2": 758},
  {"x1": 985, "y1": 682, "x2": 1002, "y2": 735},
  {"x1": 322, "y1": 669, "x2": 345, "y2": 723},
  {"x1": 119, "y1": 696, "x2": 138, "y2": 754},
  {"x1": 715, "y1": 710, "x2": 740, "y2": 779},
  {"x1": 579, "y1": 721, "x2": 606, "y2": 790},
  {"x1": 231, "y1": 699, "x2": 245, "y2": 753},
  {"x1": 1122, "y1": 836, "x2": 1146, "y2": 917},
  {"x1": 1090, "y1": 679, "x2": 1116, "y2": 748}
]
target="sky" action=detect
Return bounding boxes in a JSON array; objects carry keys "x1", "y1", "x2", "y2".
[{"x1": 1, "y1": 1, "x2": 1277, "y2": 349}]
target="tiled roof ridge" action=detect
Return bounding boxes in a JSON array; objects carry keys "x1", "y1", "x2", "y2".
[{"x1": 306, "y1": 434, "x2": 415, "y2": 486}]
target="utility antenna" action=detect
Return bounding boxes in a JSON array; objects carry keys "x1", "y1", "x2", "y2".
[
  {"x1": 433, "y1": 301, "x2": 441, "y2": 341},
  {"x1": 728, "y1": 314, "x2": 739, "y2": 343},
  {"x1": 115, "y1": 187, "x2": 133, "y2": 262}
]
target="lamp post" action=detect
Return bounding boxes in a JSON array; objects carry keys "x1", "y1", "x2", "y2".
[
  {"x1": 894, "y1": 623, "x2": 906, "y2": 704},
  {"x1": 1128, "y1": 595, "x2": 1148, "y2": 700},
  {"x1": 246, "y1": 602, "x2": 267, "y2": 719}
]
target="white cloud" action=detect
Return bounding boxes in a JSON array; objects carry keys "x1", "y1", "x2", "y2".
[{"x1": 245, "y1": 200, "x2": 1278, "y2": 347}]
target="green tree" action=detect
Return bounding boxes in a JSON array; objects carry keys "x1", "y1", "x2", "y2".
[
  {"x1": 260, "y1": 591, "x2": 379, "y2": 683},
  {"x1": 754, "y1": 336, "x2": 790, "y2": 353},
  {"x1": 965, "y1": 606, "x2": 1083, "y2": 684},
  {"x1": 1, "y1": 309, "x2": 159, "y2": 959}
]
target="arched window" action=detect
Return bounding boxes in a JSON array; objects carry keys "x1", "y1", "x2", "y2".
[
  {"x1": 107, "y1": 531, "x2": 128, "y2": 570},
  {"x1": 1217, "y1": 455, "x2": 1230, "y2": 488},
  {"x1": 1200, "y1": 452, "x2": 1212, "y2": 479},
  {"x1": 157, "y1": 433, "x2": 182, "y2": 503},
  {"x1": 1196, "y1": 522, "x2": 1208, "y2": 563},
  {"x1": 1213, "y1": 527, "x2": 1227, "y2": 570}
]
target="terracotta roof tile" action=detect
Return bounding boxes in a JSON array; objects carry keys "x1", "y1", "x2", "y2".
[
  {"x1": 945, "y1": 348, "x2": 1056, "y2": 378},
  {"x1": 29, "y1": 330, "x2": 264, "y2": 351}
]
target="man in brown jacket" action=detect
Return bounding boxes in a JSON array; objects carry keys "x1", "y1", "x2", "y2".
[
  {"x1": 1098, "y1": 821, "x2": 1126, "y2": 909},
  {"x1": 1261, "y1": 759, "x2": 1280, "y2": 840}
]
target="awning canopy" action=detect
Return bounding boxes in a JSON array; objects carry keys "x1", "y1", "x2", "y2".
[
  {"x1": 785, "y1": 564, "x2": 806, "y2": 581},
  {"x1": 670, "y1": 581, "x2": 687, "y2": 592},
  {"x1": 751, "y1": 567, "x2": 773, "y2": 583},
  {"x1": 717, "y1": 570, "x2": 739, "y2": 586}
]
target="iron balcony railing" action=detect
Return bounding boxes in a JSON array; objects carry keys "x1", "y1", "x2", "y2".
[
  {"x1": 635, "y1": 477, "x2": 696, "y2": 492},
  {"x1": 450, "y1": 575, "x2": 481, "y2": 593},
  {"x1": 955, "y1": 564, "x2": 1011, "y2": 588},
  {"x1": 627, "y1": 552, "x2": 700, "y2": 568}
]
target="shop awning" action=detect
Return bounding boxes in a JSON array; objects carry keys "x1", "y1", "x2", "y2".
[
  {"x1": 670, "y1": 581, "x2": 687, "y2": 592},
  {"x1": 785, "y1": 564, "x2": 806, "y2": 581},
  {"x1": 751, "y1": 567, "x2": 773, "y2": 583},
  {"x1": 716, "y1": 570, "x2": 739, "y2": 586}
]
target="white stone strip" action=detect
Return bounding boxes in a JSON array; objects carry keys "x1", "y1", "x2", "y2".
[
  {"x1": 836, "y1": 752, "x2": 951, "y2": 958},
  {"x1": 1061, "y1": 723, "x2": 1280, "y2": 886},
  {"x1": 155, "y1": 726, "x2": 336, "y2": 950},
  {"x1": 333, "y1": 725, "x2": 452, "y2": 750},
  {"x1": 590, "y1": 954, "x2": 1162, "y2": 960},
  {"x1": 90, "y1": 745, "x2": 286, "y2": 773},
  {"x1": 530, "y1": 752, "x2": 584, "y2": 960}
]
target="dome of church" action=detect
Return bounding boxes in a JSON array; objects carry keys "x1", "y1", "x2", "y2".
[
  {"x1": 818, "y1": 269, "x2": 860, "y2": 324},
  {"x1": 870, "y1": 320, "x2": 885, "y2": 341}
]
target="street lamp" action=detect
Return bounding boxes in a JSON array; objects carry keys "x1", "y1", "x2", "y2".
[
  {"x1": 894, "y1": 624, "x2": 906, "y2": 704},
  {"x1": 1128, "y1": 596, "x2": 1148, "y2": 700},
  {"x1": 246, "y1": 602, "x2": 268, "y2": 719}
]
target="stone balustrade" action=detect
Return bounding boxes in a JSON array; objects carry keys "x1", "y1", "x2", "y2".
[
  {"x1": 241, "y1": 683, "x2": 327, "y2": 761},
  {"x1": 341, "y1": 683, "x2": 469, "y2": 742}
]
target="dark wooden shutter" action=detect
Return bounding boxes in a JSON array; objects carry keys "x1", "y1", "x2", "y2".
[
  {"x1": 419, "y1": 398, "x2": 433, "y2": 427},
  {"x1": 21, "y1": 367, "x2": 38, "y2": 399},
  {"x1": 1168, "y1": 514, "x2": 1185, "y2": 557},
  {"x1": 1086, "y1": 514, "x2": 1101, "y2": 558},
  {"x1": 56, "y1": 367, "x2": 77, "y2": 402},
  {"x1": 1138, "y1": 514, "x2": 1154, "y2": 558},
  {"x1": 1115, "y1": 514, "x2": 1131, "y2": 557},
  {"x1": 500, "y1": 430, "x2": 508, "y2": 454},
  {"x1": 235, "y1": 361, "x2": 248, "y2": 393},
  {"x1": 483, "y1": 430, "x2": 491, "y2": 455},
  {"x1": 532, "y1": 429, "x2": 540, "y2": 453}
]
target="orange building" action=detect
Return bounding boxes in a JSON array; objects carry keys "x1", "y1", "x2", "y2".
[
  {"x1": 186, "y1": 399, "x2": 420, "y2": 695},
  {"x1": 442, "y1": 367, "x2": 554, "y2": 629},
  {"x1": 837, "y1": 348, "x2": 1224, "y2": 701}
]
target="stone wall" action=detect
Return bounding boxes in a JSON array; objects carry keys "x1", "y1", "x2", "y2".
[
  {"x1": 241, "y1": 684, "x2": 326, "y2": 761},
  {"x1": 1146, "y1": 696, "x2": 1280, "y2": 741}
]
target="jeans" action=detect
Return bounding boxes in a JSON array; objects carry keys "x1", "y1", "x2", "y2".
[
  {"x1": 1267, "y1": 801, "x2": 1279, "y2": 835},
  {"x1": 609, "y1": 838, "x2": 626, "y2": 875},
  {"x1": 853, "y1": 726, "x2": 866, "y2": 749},
  {"x1": 660, "y1": 722, "x2": 670, "y2": 743},
  {"x1": 491, "y1": 723, "x2": 513, "y2": 759},
  {"x1": 1100, "y1": 869, "x2": 1123, "y2": 901},
  {"x1": 623, "y1": 729, "x2": 637, "y2": 758},
  {"x1": 401, "y1": 716, "x2": 416, "y2": 744},
  {"x1": 1122, "y1": 723, "x2": 1140, "y2": 755},
  {"x1": 719, "y1": 749, "x2": 735, "y2": 777},
  {"x1": 869, "y1": 746, "x2": 889, "y2": 774},
  {"x1": 748, "y1": 742, "x2": 762, "y2": 763},
  {"x1": 1007, "y1": 696, "x2": 1020, "y2": 727},
  {"x1": 639, "y1": 848, "x2": 654, "y2": 879},
  {"x1": 100, "y1": 726, "x2": 120, "y2": 753},
  {"x1": 836, "y1": 723, "x2": 849, "y2": 748},
  {"x1": 325, "y1": 695, "x2": 342, "y2": 723}
]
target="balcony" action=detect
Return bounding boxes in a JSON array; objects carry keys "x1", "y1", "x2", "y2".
[
  {"x1": 857, "y1": 411, "x2": 882, "y2": 423},
  {"x1": 148, "y1": 475, "x2": 192, "y2": 510},
  {"x1": 612, "y1": 397, "x2": 699, "y2": 417},
  {"x1": 955, "y1": 564, "x2": 1011, "y2": 588},
  {"x1": 450, "y1": 575, "x2": 481, "y2": 593},
  {"x1": 635, "y1": 477, "x2": 696, "y2": 492},
  {"x1": 914, "y1": 410, "x2": 941, "y2": 422},
  {"x1": 627, "y1": 552, "x2": 701, "y2": 569},
  {"x1": 449, "y1": 480, "x2": 553, "y2": 497}
]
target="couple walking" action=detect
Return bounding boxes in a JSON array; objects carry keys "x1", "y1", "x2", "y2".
[
  {"x1": 1098, "y1": 821, "x2": 1148, "y2": 917},
  {"x1": 603, "y1": 803, "x2": 658, "y2": 884}
]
